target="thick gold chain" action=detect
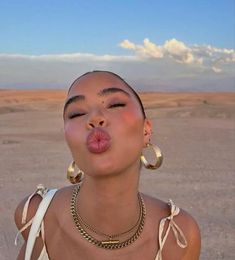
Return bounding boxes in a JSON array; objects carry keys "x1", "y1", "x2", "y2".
[{"x1": 70, "y1": 185, "x2": 146, "y2": 250}]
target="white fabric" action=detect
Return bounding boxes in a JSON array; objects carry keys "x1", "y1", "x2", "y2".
[
  {"x1": 15, "y1": 185, "x2": 48, "y2": 246},
  {"x1": 24, "y1": 189, "x2": 57, "y2": 260},
  {"x1": 155, "y1": 200, "x2": 188, "y2": 260}
]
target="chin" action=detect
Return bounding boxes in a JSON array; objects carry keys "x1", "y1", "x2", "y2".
[{"x1": 92, "y1": 164, "x2": 117, "y2": 177}]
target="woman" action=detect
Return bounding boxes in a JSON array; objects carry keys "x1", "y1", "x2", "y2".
[{"x1": 15, "y1": 71, "x2": 201, "y2": 259}]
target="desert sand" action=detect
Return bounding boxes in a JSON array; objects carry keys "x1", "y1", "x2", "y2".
[{"x1": 0, "y1": 90, "x2": 234, "y2": 260}]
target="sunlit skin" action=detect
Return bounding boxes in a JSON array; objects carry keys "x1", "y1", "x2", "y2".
[{"x1": 15, "y1": 72, "x2": 201, "y2": 260}]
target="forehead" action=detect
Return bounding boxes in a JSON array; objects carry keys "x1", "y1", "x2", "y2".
[{"x1": 67, "y1": 72, "x2": 133, "y2": 98}]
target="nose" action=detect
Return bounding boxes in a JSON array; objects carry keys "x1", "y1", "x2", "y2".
[{"x1": 86, "y1": 109, "x2": 107, "y2": 129}]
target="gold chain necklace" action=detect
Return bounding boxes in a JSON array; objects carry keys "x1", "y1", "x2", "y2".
[
  {"x1": 70, "y1": 185, "x2": 146, "y2": 249},
  {"x1": 76, "y1": 191, "x2": 143, "y2": 240}
]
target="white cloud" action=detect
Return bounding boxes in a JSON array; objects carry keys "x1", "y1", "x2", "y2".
[
  {"x1": 120, "y1": 38, "x2": 201, "y2": 64},
  {"x1": 120, "y1": 38, "x2": 163, "y2": 58},
  {"x1": 142, "y1": 38, "x2": 163, "y2": 58},
  {"x1": 119, "y1": 40, "x2": 136, "y2": 50},
  {"x1": 164, "y1": 38, "x2": 188, "y2": 55},
  {"x1": 120, "y1": 38, "x2": 234, "y2": 71},
  {"x1": 0, "y1": 38, "x2": 234, "y2": 91},
  {"x1": 163, "y1": 39, "x2": 203, "y2": 65}
]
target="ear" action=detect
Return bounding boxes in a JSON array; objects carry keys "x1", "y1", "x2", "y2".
[{"x1": 143, "y1": 119, "x2": 152, "y2": 146}]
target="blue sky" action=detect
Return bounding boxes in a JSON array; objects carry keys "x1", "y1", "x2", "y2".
[{"x1": 0, "y1": 0, "x2": 234, "y2": 90}]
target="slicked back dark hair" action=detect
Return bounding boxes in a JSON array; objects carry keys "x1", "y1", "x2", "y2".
[{"x1": 67, "y1": 70, "x2": 146, "y2": 119}]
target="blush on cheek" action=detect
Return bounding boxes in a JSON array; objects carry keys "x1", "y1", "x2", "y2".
[
  {"x1": 120, "y1": 112, "x2": 144, "y2": 144},
  {"x1": 121, "y1": 111, "x2": 144, "y2": 127}
]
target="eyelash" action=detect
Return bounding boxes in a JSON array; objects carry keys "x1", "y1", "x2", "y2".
[
  {"x1": 68, "y1": 103, "x2": 126, "y2": 119},
  {"x1": 108, "y1": 103, "x2": 126, "y2": 108},
  {"x1": 69, "y1": 113, "x2": 86, "y2": 119}
]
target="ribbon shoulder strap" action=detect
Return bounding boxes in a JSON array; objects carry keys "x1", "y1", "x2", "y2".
[{"x1": 24, "y1": 189, "x2": 57, "y2": 260}]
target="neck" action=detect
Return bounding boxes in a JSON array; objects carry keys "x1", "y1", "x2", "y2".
[{"x1": 76, "y1": 167, "x2": 141, "y2": 236}]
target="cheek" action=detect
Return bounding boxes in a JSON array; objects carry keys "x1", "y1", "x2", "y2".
[
  {"x1": 64, "y1": 122, "x2": 83, "y2": 150},
  {"x1": 114, "y1": 111, "x2": 145, "y2": 165},
  {"x1": 117, "y1": 110, "x2": 144, "y2": 139},
  {"x1": 122, "y1": 106, "x2": 144, "y2": 126}
]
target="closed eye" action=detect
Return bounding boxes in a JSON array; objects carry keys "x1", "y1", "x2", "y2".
[
  {"x1": 108, "y1": 103, "x2": 126, "y2": 109},
  {"x1": 69, "y1": 113, "x2": 86, "y2": 119}
]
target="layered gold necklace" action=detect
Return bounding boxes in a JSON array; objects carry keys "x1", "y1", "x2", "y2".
[{"x1": 70, "y1": 185, "x2": 146, "y2": 249}]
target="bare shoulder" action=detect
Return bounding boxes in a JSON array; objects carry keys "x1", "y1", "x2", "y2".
[
  {"x1": 143, "y1": 194, "x2": 201, "y2": 259},
  {"x1": 46, "y1": 185, "x2": 74, "y2": 211},
  {"x1": 14, "y1": 185, "x2": 73, "y2": 230},
  {"x1": 142, "y1": 193, "x2": 171, "y2": 220},
  {"x1": 177, "y1": 208, "x2": 201, "y2": 259},
  {"x1": 53, "y1": 184, "x2": 74, "y2": 200}
]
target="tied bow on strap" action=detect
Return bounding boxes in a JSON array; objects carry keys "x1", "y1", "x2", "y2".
[
  {"x1": 156, "y1": 200, "x2": 188, "y2": 260},
  {"x1": 15, "y1": 184, "x2": 48, "y2": 246}
]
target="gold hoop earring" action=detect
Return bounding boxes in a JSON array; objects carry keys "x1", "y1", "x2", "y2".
[
  {"x1": 67, "y1": 161, "x2": 84, "y2": 184},
  {"x1": 141, "y1": 143, "x2": 163, "y2": 170}
]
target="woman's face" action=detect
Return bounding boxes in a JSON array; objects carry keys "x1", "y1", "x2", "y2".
[{"x1": 63, "y1": 72, "x2": 151, "y2": 177}]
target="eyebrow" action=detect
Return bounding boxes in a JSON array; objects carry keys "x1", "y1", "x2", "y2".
[
  {"x1": 63, "y1": 95, "x2": 85, "y2": 113},
  {"x1": 63, "y1": 87, "x2": 130, "y2": 114},
  {"x1": 97, "y1": 87, "x2": 130, "y2": 97}
]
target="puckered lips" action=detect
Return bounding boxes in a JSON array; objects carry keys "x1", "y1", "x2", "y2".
[{"x1": 86, "y1": 128, "x2": 111, "y2": 154}]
